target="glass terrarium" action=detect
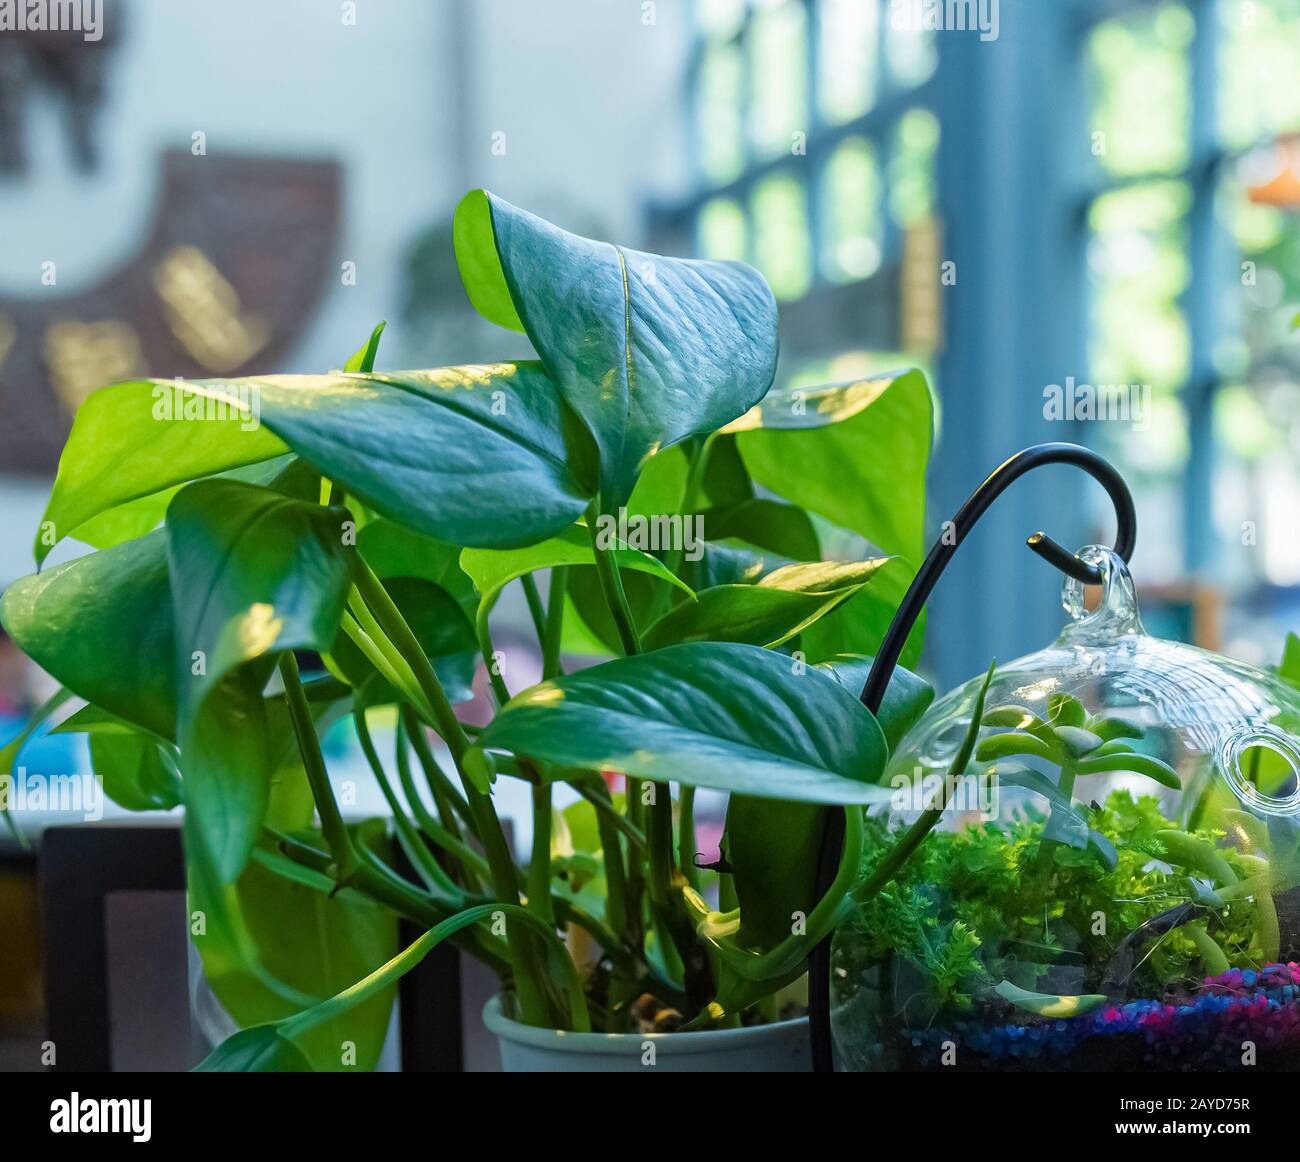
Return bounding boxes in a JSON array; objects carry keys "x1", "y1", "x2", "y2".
[{"x1": 832, "y1": 546, "x2": 1300, "y2": 1072}]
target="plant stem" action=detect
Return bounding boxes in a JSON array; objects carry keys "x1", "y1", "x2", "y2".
[
  {"x1": 394, "y1": 719, "x2": 489, "y2": 885},
  {"x1": 852, "y1": 663, "x2": 997, "y2": 913},
  {"x1": 542, "y1": 567, "x2": 568, "y2": 680},
  {"x1": 280, "y1": 903, "x2": 589, "y2": 1038},
  {"x1": 279, "y1": 652, "x2": 352, "y2": 861},
  {"x1": 270, "y1": 825, "x2": 510, "y2": 977},
  {"x1": 351, "y1": 559, "x2": 554, "y2": 1027},
  {"x1": 585, "y1": 504, "x2": 702, "y2": 986},
  {"x1": 277, "y1": 653, "x2": 485, "y2": 947},
  {"x1": 527, "y1": 784, "x2": 555, "y2": 927},
  {"x1": 1036, "y1": 761, "x2": 1075, "y2": 891},
  {"x1": 676, "y1": 809, "x2": 865, "y2": 1028},
  {"x1": 476, "y1": 604, "x2": 513, "y2": 707},
  {"x1": 679, "y1": 785, "x2": 701, "y2": 891},
  {"x1": 582, "y1": 780, "x2": 631, "y2": 942},
  {"x1": 353, "y1": 562, "x2": 471, "y2": 763},
  {"x1": 353, "y1": 697, "x2": 466, "y2": 901},
  {"x1": 646, "y1": 434, "x2": 713, "y2": 622},
  {"x1": 586, "y1": 502, "x2": 641, "y2": 658},
  {"x1": 338, "y1": 611, "x2": 435, "y2": 722},
  {"x1": 475, "y1": 597, "x2": 557, "y2": 926},
  {"x1": 519, "y1": 573, "x2": 548, "y2": 645},
  {"x1": 852, "y1": 804, "x2": 942, "y2": 907},
  {"x1": 571, "y1": 779, "x2": 647, "y2": 853},
  {"x1": 401, "y1": 705, "x2": 476, "y2": 836}
]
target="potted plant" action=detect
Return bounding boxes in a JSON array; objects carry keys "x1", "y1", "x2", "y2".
[{"x1": 1, "y1": 191, "x2": 937, "y2": 1071}]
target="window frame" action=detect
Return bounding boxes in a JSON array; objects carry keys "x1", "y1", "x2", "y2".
[{"x1": 676, "y1": 0, "x2": 939, "y2": 307}]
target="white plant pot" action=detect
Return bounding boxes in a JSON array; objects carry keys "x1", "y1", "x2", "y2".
[{"x1": 483, "y1": 996, "x2": 811, "y2": 1072}]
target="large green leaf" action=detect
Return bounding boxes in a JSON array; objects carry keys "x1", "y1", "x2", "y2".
[
  {"x1": 46, "y1": 454, "x2": 312, "y2": 563},
  {"x1": 1, "y1": 533, "x2": 177, "y2": 739},
  {"x1": 35, "y1": 324, "x2": 389, "y2": 565},
  {"x1": 455, "y1": 190, "x2": 778, "y2": 508},
  {"x1": 55, "y1": 362, "x2": 590, "y2": 554},
  {"x1": 477, "y1": 642, "x2": 891, "y2": 804},
  {"x1": 166, "y1": 480, "x2": 353, "y2": 880},
  {"x1": 641, "y1": 558, "x2": 895, "y2": 653},
  {"x1": 726, "y1": 369, "x2": 932, "y2": 564},
  {"x1": 34, "y1": 382, "x2": 288, "y2": 566},
  {"x1": 239, "y1": 363, "x2": 591, "y2": 547}
]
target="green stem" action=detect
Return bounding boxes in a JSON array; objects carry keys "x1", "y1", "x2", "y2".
[
  {"x1": 587, "y1": 502, "x2": 675, "y2": 964},
  {"x1": 279, "y1": 652, "x2": 352, "y2": 861},
  {"x1": 542, "y1": 567, "x2": 568, "y2": 680},
  {"x1": 401, "y1": 706, "x2": 476, "y2": 836},
  {"x1": 351, "y1": 559, "x2": 553, "y2": 1027},
  {"x1": 685, "y1": 808, "x2": 865, "y2": 987},
  {"x1": 394, "y1": 720, "x2": 489, "y2": 885},
  {"x1": 570, "y1": 779, "x2": 647, "y2": 853},
  {"x1": 647, "y1": 434, "x2": 713, "y2": 621},
  {"x1": 520, "y1": 573, "x2": 548, "y2": 645},
  {"x1": 338, "y1": 611, "x2": 435, "y2": 722},
  {"x1": 852, "y1": 804, "x2": 941, "y2": 907},
  {"x1": 476, "y1": 602, "x2": 513, "y2": 708},
  {"x1": 527, "y1": 784, "x2": 555, "y2": 927},
  {"x1": 353, "y1": 697, "x2": 466, "y2": 901},
  {"x1": 353, "y1": 560, "x2": 472, "y2": 763},
  {"x1": 280, "y1": 903, "x2": 589, "y2": 1038},
  {"x1": 679, "y1": 785, "x2": 701, "y2": 891},
  {"x1": 586, "y1": 502, "x2": 641, "y2": 658},
  {"x1": 851, "y1": 664, "x2": 997, "y2": 913},
  {"x1": 271, "y1": 825, "x2": 509, "y2": 977},
  {"x1": 587, "y1": 785, "x2": 631, "y2": 945},
  {"x1": 278, "y1": 653, "x2": 477, "y2": 938},
  {"x1": 475, "y1": 597, "x2": 555, "y2": 927},
  {"x1": 1036, "y1": 761, "x2": 1075, "y2": 890}
]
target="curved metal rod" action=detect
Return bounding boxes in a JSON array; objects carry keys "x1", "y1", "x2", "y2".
[
  {"x1": 808, "y1": 441, "x2": 1136, "y2": 1073},
  {"x1": 858, "y1": 443, "x2": 1135, "y2": 714}
]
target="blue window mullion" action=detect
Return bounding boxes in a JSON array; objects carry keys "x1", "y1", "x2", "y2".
[
  {"x1": 1183, "y1": 0, "x2": 1222, "y2": 577},
  {"x1": 804, "y1": 0, "x2": 823, "y2": 283}
]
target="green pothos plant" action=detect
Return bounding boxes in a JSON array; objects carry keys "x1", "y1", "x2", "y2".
[{"x1": 1, "y1": 191, "x2": 938, "y2": 1070}]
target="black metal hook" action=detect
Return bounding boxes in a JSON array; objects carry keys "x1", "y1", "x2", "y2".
[{"x1": 808, "y1": 442, "x2": 1137, "y2": 1072}]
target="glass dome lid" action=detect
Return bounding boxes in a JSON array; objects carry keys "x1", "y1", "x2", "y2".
[{"x1": 832, "y1": 546, "x2": 1300, "y2": 1073}]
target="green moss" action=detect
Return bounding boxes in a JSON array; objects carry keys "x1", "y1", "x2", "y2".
[{"x1": 838, "y1": 790, "x2": 1261, "y2": 1016}]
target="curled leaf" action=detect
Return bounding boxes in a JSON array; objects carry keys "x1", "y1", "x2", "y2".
[
  {"x1": 1074, "y1": 751, "x2": 1180, "y2": 790},
  {"x1": 993, "y1": 979, "x2": 1107, "y2": 1019}
]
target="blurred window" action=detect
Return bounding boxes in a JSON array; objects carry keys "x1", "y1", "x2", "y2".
[
  {"x1": 689, "y1": 0, "x2": 938, "y2": 309},
  {"x1": 1083, "y1": 0, "x2": 1300, "y2": 661}
]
